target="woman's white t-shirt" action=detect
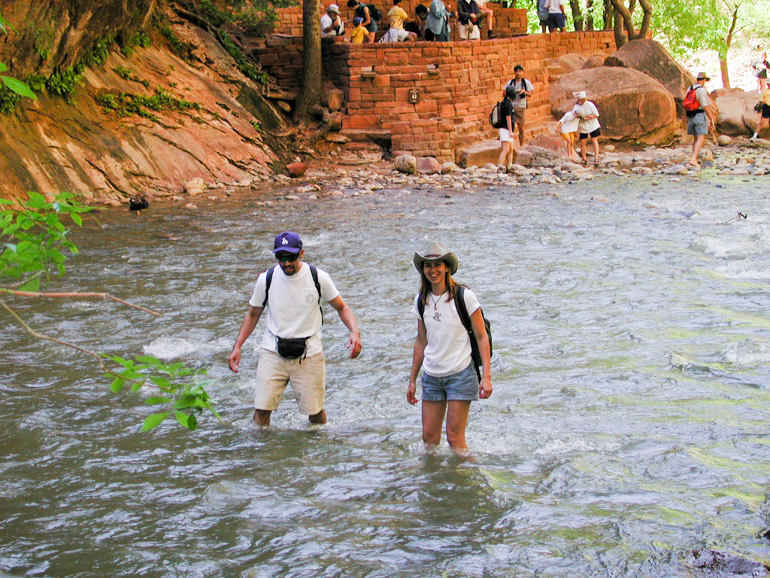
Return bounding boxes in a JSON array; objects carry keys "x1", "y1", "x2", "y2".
[
  {"x1": 249, "y1": 263, "x2": 339, "y2": 357},
  {"x1": 412, "y1": 288, "x2": 480, "y2": 377},
  {"x1": 573, "y1": 101, "x2": 600, "y2": 133}
]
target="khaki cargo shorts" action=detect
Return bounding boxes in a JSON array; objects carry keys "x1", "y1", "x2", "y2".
[{"x1": 254, "y1": 349, "x2": 326, "y2": 415}]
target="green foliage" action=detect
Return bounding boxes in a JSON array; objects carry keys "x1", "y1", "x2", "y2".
[
  {"x1": 199, "y1": 0, "x2": 236, "y2": 27},
  {"x1": 105, "y1": 354, "x2": 220, "y2": 432},
  {"x1": 218, "y1": 31, "x2": 269, "y2": 84},
  {"x1": 114, "y1": 66, "x2": 133, "y2": 80},
  {"x1": 123, "y1": 30, "x2": 151, "y2": 57},
  {"x1": 234, "y1": 6, "x2": 278, "y2": 37},
  {"x1": 0, "y1": 86, "x2": 21, "y2": 113},
  {"x1": 97, "y1": 88, "x2": 201, "y2": 122},
  {"x1": 82, "y1": 35, "x2": 115, "y2": 69},
  {"x1": 45, "y1": 67, "x2": 82, "y2": 99},
  {"x1": 0, "y1": 192, "x2": 92, "y2": 292}
]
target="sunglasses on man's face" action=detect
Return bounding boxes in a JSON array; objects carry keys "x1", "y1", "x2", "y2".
[{"x1": 276, "y1": 253, "x2": 299, "y2": 263}]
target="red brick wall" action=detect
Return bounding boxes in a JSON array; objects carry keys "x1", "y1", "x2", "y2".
[
  {"x1": 253, "y1": 23, "x2": 616, "y2": 161},
  {"x1": 329, "y1": 32, "x2": 616, "y2": 160}
]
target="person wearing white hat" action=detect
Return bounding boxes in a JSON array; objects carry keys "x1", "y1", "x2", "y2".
[
  {"x1": 572, "y1": 91, "x2": 601, "y2": 166},
  {"x1": 686, "y1": 71, "x2": 713, "y2": 167},
  {"x1": 407, "y1": 241, "x2": 492, "y2": 458},
  {"x1": 321, "y1": 4, "x2": 345, "y2": 37}
]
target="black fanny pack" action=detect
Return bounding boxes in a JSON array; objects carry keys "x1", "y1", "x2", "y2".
[{"x1": 276, "y1": 336, "x2": 309, "y2": 359}]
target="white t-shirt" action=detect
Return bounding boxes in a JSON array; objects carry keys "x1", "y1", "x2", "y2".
[
  {"x1": 559, "y1": 110, "x2": 579, "y2": 133},
  {"x1": 503, "y1": 78, "x2": 534, "y2": 109},
  {"x1": 321, "y1": 13, "x2": 345, "y2": 37},
  {"x1": 546, "y1": 0, "x2": 564, "y2": 14},
  {"x1": 412, "y1": 288, "x2": 480, "y2": 377},
  {"x1": 573, "y1": 100, "x2": 600, "y2": 133},
  {"x1": 249, "y1": 263, "x2": 340, "y2": 356}
]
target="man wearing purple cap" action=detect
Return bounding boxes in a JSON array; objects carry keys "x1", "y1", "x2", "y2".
[{"x1": 228, "y1": 231, "x2": 362, "y2": 427}]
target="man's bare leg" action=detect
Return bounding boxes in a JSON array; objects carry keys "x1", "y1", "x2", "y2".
[
  {"x1": 253, "y1": 409, "x2": 272, "y2": 427},
  {"x1": 309, "y1": 409, "x2": 327, "y2": 425}
]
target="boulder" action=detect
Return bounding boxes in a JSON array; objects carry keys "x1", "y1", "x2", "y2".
[
  {"x1": 441, "y1": 161, "x2": 460, "y2": 173},
  {"x1": 416, "y1": 157, "x2": 442, "y2": 174},
  {"x1": 286, "y1": 162, "x2": 308, "y2": 177},
  {"x1": 716, "y1": 96, "x2": 751, "y2": 135},
  {"x1": 528, "y1": 134, "x2": 567, "y2": 155},
  {"x1": 551, "y1": 67, "x2": 678, "y2": 144},
  {"x1": 458, "y1": 139, "x2": 503, "y2": 168},
  {"x1": 582, "y1": 55, "x2": 606, "y2": 69},
  {"x1": 325, "y1": 88, "x2": 345, "y2": 112},
  {"x1": 604, "y1": 39, "x2": 695, "y2": 111},
  {"x1": 526, "y1": 145, "x2": 564, "y2": 167},
  {"x1": 550, "y1": 53, "x2": 588, "y2": 76},
  {"x1": 394, "y1": 154, "x2": 417, "y2": 174},
  {"x1": 717, "y1": 134, "x2": 732, "y2": 146},
  {"x1": 184, "y1": 177, "x2": 206, "y2": 195}
]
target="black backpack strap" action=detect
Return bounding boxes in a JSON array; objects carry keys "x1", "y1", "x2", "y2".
[
  {"x1": 309, "y1": 264, "x2": 324, "y2": 324},
  {"x1": 454, "y1": 286, "x2": 482, "y2": 381},
  {"x1": 261, "y1": 266, "x2": 275, "y2": 308},
  {"x1": 453, "y1": 286, "x2": 473, "y2": 334}
]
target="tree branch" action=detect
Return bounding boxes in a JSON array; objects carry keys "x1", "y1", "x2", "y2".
[
  {"x1": 0, "y1": 299, "x2": 106, "y2": 364},
  {"x1": 1, "y1": 289, "x2": 162, "y2": 316}
]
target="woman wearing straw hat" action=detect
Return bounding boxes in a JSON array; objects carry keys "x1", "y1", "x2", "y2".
[{"x1": 407, "y1": 241, "x2": 492, "y2": 457}]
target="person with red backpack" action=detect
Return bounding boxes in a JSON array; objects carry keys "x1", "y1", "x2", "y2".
[{"x1": 684, "y1": 72, "x2": 714, "y2": 168}]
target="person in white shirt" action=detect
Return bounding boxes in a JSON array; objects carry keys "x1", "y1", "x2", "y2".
[
  {"x1": 503, "y1": 64, "x2": 535, "y2": 146},
  {"x1": 407, "y1": 241, "x2": 492, "y2": 458},
  {"x1": 228, "y1": 231, "x2": 362, "y2": 427},
  {"x1": 572, "y1": 90, "x2": 601, "y2": 166},
  {"x1": 545, "y1": 0, "x2": 566, "y2": 32},
  {"x1": 321, "y1": 4, "x2": 345, "y2": 37},
  {"x1": 556, "y1": 108, "x2": 580, "y2": 162}
]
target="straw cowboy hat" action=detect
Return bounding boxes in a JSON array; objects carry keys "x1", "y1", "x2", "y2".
[
  {"x1": 696, "y1": 71, "x2": 710, "y2": 81},
  {"x1": 413, "y1": 240, "x2": 458, "y2": 275}
]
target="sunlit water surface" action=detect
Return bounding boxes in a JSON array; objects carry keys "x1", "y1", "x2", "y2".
[{"x1": 1, "y1": 174, "x2": 769, "y2": 576}]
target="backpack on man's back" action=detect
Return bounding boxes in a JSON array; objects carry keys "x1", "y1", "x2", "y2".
[{"x1": 683, "y1": 85, "x2": 702, "y2": 114}]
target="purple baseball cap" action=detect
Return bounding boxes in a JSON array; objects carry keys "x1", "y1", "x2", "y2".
[{"x1": 273, "y1": 231, "x2": 303, "y2": 254}]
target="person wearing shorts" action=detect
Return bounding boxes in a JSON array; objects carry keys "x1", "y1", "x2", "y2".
[
  {"x1": 503, "y1": 65, "x2": 534, "y2": 146},
  {"x1": 228, "y1": 231, "x2": 362, "y2": 427},
  {"x1": 497, "y1": 85, "x2": 516, "y2": 171},
  {"x1": 545, "y1": 0, "x2": 566, "y2": 32},
  {"x1": 380, "y1": 0, "x2": 417, "y2": 42},
  {"x1": 751, "y1": 85, "x2": 770, "y2": 141},
  {"x1": 573, "y1": 90, "x2": 601, "y2": 166},
  {"x1": 686, "y1": 72, "x2": 713, "y2": 167},
  {"x1": 407, "y1": 241, "x2": 492, "y2": 457}
]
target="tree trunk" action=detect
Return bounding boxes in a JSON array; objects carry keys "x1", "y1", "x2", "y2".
[
  {"x1": 295, "y1": 0, "x2": 322, "y2": 120},
  {"x1": 720, "y1": 1, "x2": 741, "y2": 89},
  {"x1": 612, "y1": 6, "x2": 626, "y2": 47},
  {"x1": 569, "y1": 0, "x2": 584, "y2": 30},
  {"x1": 603, "y1": 0, "x2": 613, "y2": 30},
  {"x1": 720, "y1": 57, "x2": 730, "y2": 89},
  {"x1": 586, "y1": 0, "x2": 594, "y2": 30}
]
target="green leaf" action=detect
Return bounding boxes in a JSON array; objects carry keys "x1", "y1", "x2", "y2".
[
  {"x1": 70, "y1": 213, "x2": 82, "y2": 226},
  {"x1": 1, "y1": 76, "x2": 37, "y2": 100},
  {"x1": 145, "y1": 396, "x2": 172, "y2": 405},
  {"x1": 110, "y1": 376, "x2": 125, "y2": 393},
  {"x1": 141, "y1": 412, "x2": 169, "y2": 432},
  {"x1": 175, "y1": 412, "x2": 190, "y2": 428},
  {"x1": 0, "y1": 63, "x2": 6, "y2": 73}
]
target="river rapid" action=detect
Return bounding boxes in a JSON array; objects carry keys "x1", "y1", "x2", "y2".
[{"x1": 1, "y1": 173, "x2": 769, "y2": 576}]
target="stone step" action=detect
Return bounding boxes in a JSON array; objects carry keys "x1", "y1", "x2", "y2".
[{"x1": 340, "y1": 129, "x2": 392, "y2": 145}]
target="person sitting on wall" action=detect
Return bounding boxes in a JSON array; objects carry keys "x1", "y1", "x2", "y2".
[
  {"x1": 350, "y1": 16, "x2": 367, "y2": 43},
  {"x1": 456, "y1": 0, "x2": 482, "y2": 40},
  {"x1": 380, "y1": 0, "x2": 417, "y2": 42},
  {"x1": 410, "y1": 4, "x2": 429, "y2": 38},
  {"x1": 474, "y1": 0, "x2": 495, "y2": 38},
  {"x1": 321, "y1": 4, "x2": 346, "y2": 37},
  {"x1": 425, "y1": 0, "x2": 451, "y2": 41},
  {"x1": 347, "y1": 0, "x2": 377, "y2": 42}
]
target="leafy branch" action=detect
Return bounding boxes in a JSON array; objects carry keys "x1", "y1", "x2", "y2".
[{"x1": 1, "y1": 192, "x2": 219, "y2": 432}]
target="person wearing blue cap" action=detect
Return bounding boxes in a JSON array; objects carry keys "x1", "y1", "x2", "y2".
[{"x1": 228, "y1": 231, "x2": 362, "y2": 427}]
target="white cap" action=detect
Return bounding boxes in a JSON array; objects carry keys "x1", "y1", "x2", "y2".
[
  {"x1": 573, "y1": 91, "x2": 587, "y2": 99},
  {"x1": 328, "y1": 3, "x2": 341, "y2": 13}
]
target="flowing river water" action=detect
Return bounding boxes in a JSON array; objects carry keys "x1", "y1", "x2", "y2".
[{"x1": 1, "y1": 173, "x2": 769, "y2": 575}]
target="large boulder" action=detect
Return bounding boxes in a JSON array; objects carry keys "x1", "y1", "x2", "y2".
[
  {"x1": 550, "y1": 53, "x2": 588, "y2": 76},
  {"x1": 551, "y1": 67, "x2": 678, "y2": 144},
  {"x1": 714, "y1": 89, "x2": 764, "y2": 136},
  {"x1": 604, "y1": 39, "x2": 695, "y2": 111},
  {"x1": 458, "y1": 139, "x2": 503, "y2": 167}
]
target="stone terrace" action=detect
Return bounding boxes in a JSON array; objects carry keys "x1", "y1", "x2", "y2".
[{"x1": 255, "y1": 2, "x2": 616, "y2": 162}]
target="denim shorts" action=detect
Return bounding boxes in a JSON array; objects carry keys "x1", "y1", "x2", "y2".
[
  {"x1": 687, "y1": 112, "x2": 708, "y2": 136},
  {"x1": 421, "y1": 362, "x2": 479, "y2": 402}
]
